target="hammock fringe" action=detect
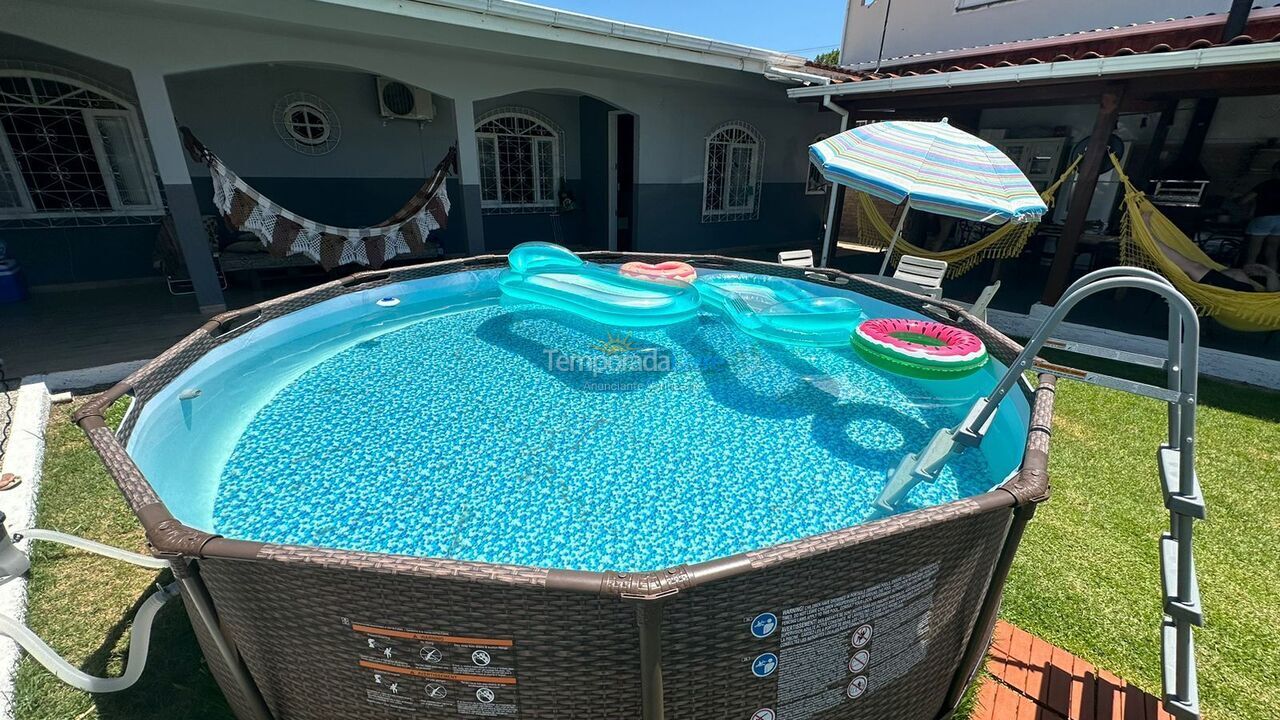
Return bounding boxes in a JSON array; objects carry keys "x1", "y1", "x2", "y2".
[
  {"x1": 180, "y1": 127, "x2": 456, "y2": 271},
  {"x1": 1109, "y1": 153, "x2": 1280, "y2": 332},
  {"x1": 847, "y1": 155, "x2": 1082, "y2": 277}
]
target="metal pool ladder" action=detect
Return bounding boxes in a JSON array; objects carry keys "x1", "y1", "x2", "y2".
[{"x1": 878, "y1": 266, "x2": 1204, "y2": 720}]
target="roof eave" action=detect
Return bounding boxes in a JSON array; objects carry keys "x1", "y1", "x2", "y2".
[
  {"x1": 314, "y1": 0, "x2": 806, "y2": 73},
  {"x1": 786, "y1": 42, "x2": 1280, "y2": 100}
]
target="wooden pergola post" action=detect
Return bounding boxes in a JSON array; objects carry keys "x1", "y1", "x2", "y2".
[{"x1": 1041, "y1": 85, "x2": 1125, "y2": 305}]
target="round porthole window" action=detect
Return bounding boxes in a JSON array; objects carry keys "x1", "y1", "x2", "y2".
[{"x1": 273, "y1": 92, "x2": 340, "y2": 155}]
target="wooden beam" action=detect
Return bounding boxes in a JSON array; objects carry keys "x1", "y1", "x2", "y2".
[{"x1": 1042, "y1": 85, "x2": 1125, "y2": 305}]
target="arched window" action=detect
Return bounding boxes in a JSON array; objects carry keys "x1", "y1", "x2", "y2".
[
  {"x1": 0, "y1": 71, "x2": 162, "y2": 218},
  {"x1": 702, "y1": 121, "x2": 763, "y2": 223},
  {"x1": 806, "y1": 134, "x2": 831, "y2": 195},
  {"x1": 475, "y1": 108, "x2": 562, "y2": 212}
]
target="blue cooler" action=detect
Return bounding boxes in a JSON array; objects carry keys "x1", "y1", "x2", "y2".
[{"x1": 0, "y1": 258, "x2": 27, "y2": 304}]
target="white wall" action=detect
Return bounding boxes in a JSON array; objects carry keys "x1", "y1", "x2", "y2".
[{"x1": 842, "y1": 0, "x2": 1233, "y2": 66}]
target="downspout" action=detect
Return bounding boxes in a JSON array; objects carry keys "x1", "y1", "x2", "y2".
[{"x1": 820, "y1": 95, "x2": 850, "y2": 268}]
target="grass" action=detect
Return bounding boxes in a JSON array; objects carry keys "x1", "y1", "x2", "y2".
[
  {"x1": 10, "y1": 361, "x2": 1279, "y2": 719},
  {"x1": 11, "y1": 400, "x2": 231, "y2": 720},
  {"x1": 1000, "y1": 351, "x2": 1280, "y2": 720}
]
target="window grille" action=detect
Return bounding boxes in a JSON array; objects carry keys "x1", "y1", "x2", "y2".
[
  {"x1": 702, "y1": 121, "x2": 763, "y2": 223},
  {"x1": 272, "y1": 92, "x2": 340, "y2": 156},
  {"x1": 475, "y1": 108, "x2": 563, "y2": 214},
  {"x1": 0, "y1": 72, "x2": 162, "y2": 219}
]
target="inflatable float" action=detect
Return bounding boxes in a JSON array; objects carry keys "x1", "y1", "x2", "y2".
[
  {"x1": 851, "y1": 318, "x2": 988, "y2": 379},
  {"x1": 697, "y1": 274, "x2": 864, "y2": 347},
  {"x1": 498, "y1": 242, "x2": 701, "y2": 327},
  {"x1": 620, "y1": 261, "x2": 697, "y2": 283}
]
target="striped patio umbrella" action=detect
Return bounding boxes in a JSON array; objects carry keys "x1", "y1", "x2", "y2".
[{"x1": 809, "y1": 119, "x2": 1047, "y2": 273}]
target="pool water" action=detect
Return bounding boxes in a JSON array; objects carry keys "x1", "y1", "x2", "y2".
[{"x1": 128, "y1": 268, "x2": 1030, "y2": 573}]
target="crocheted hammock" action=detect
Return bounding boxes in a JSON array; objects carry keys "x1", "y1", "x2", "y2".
[
  {"x1": 1111, "y1": 154, "x2": 1280, "y2": 332},
  {"x1": 181, "y1": 127, "x2": 455, "y2": 270},
  {"x1": 846, "y1": 155, "x2": 1081, "y2": 277}
]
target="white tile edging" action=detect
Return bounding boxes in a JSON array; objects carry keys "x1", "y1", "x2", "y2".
[
  {"x1": 0, "y1": 359, "x2": 139, "y2": 717},
  {"x1": 0, "y1": 376, "x2": 51, "y2": 718},
  {"x1": 42, "y1": 359, "x2": 147, "y2": 394},
  {"x1": 987, "y1": 309, "x2": 1280, "y2": 390}
]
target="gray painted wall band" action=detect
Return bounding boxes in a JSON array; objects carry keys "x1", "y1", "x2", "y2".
[{"x1": 164, "y1": 182, "x2": 225, "y2": 311}]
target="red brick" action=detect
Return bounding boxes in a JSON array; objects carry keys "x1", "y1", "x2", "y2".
[
  {"x1": 1122, "y1": 682, "x2": 1152, "y2": 720},
  {"x1": 1095, "y1": 670, "x2": 1126, "y2": 720},
  {"x1": 992, "y1": 680, "x2": 1030, "y2": 720},
  {"x1": 1077, "y1": 665, "x2": 1098, "y2": 720},
  {"x1": 974, "y1": 676, "x2": 1002, "y2": 720},
  {"x1": 1042, "y1": 644, "x2": 1076, "y2": 718},
  {"x1": 1023, "y1": 634, "x2": 1057, "y2": 701},
  {"x1": 1003, "y1": 625, "x2": 1036, "y2": 692},
  {"x1": 991, "y1": 621, "x2": 1016, "y2": 659}
]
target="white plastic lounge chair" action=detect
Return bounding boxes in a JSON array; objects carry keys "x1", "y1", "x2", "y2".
[
  {"x1": 956, "y1": 281, "x2": 1001, "y2": 322},
  {"x1": 777, "y1": 249, "x2": 815, "y2": 268},
  {"x1": 892, "y1": 255, "x2": 947, "y2": 298}
]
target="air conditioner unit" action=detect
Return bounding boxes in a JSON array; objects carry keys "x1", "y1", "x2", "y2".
[{"x1": 376, "y1": 77, "x2": 435, "y2": 121}]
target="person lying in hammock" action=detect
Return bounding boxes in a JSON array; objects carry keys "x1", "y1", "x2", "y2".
[
  {"x1": 1152, "y1": 235, "x2": 1279, "y2": 292},
  {"x1": 1136, "y1": 206, "x2": 1278, "y2": 292}
]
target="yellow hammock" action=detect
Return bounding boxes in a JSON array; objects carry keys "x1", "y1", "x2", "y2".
[
  {"x1": 847, "y1": 155, "x2": 1082, "y2": 277},
  {"x1": 1111, "y1": 154, "x2": 1280, "y2": 332}
]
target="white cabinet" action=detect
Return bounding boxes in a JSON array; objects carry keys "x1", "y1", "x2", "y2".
[{"x1": 993, "y1": 137, "x2": 1067, "y2": 190}]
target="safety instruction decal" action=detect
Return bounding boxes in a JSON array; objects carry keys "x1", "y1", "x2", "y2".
[
  {"x1": 345, "y1": 618, "x2": 520, "y2": 718},
  {"x1": 748, "y1": 562, "x2": 940, "y2": 720}
]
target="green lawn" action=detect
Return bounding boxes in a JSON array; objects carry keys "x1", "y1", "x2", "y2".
[
  {"x1": 12, "y1": 400, "x2": 231, "y2": 720},
  {"x1": 11, "y1": 361, "x2": 1279, "y2": 719},
  {"x1": 1001, "y1": 353, "x2": 1280, "y2": 720}
]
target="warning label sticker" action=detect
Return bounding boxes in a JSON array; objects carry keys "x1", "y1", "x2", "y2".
[
  {"x1": 770, "y1": 563, "x2": 940, "y2": 720},
  {"x1": 345, "y1": 619, "x2": 520, "y2": 718}
]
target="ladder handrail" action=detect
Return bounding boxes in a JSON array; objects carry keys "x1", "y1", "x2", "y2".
[
  {"x1": 877, "y1": 266, "x2": 1205, "y2": 719},
  {"x1": 964, "y1": 267, "x2": 1195, "y2": 441}
]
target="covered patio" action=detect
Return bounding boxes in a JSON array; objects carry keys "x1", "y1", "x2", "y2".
[{"x1": 780, "y1": 1, "x2": 1280, "y2": 367}]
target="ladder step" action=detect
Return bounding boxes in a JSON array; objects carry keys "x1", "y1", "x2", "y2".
[
  {"x1": 1042, "y1": 337, "x2": 1169, "y2": 370},
  {"x1": 1162, "y1": 618, "x2": 1201, "y2": 720},
  {"x1": 1160, "y1": 533, "x2": 1204, "y2": 626},
  {"x1": 1159, "y1": 447, "x2": 1206, "y2": 519},
  {"x1": 1032, "y1": 359, "x2": 1184, "y2": 403}
]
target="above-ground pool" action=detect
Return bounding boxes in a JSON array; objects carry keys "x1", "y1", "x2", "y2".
[{"x1": 78, "y1": 252, "x2": 1055, "y2": 720}]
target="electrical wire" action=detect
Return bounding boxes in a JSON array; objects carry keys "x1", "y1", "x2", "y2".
[
  {"x1": 0, "y1": 360, "x2": 14, "y2": 457},
  {"x1": 874, "y1": 0, "x2": 894, "y2": 73}
]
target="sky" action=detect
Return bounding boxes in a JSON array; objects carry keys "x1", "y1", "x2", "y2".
[{"x1": 531, "y1": 0, "x2": 847, "y2": 56}]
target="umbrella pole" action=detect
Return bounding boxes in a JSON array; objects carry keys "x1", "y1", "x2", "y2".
[{"x1": 878, "y1": 203, "x2": 911, "y2": 275}]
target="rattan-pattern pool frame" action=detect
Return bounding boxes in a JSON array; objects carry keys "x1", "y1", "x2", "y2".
[{"x1": 75, "y1": 252, "x2": 1055, "y2": 720}]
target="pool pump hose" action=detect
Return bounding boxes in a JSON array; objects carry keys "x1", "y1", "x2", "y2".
[{"x1": 0, "y1": 511, "x2": 177, "y2": 693}]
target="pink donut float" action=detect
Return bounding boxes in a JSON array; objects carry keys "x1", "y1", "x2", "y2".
[
  {"x1": 620, "y1": 261, "x2": 697, "y2": 284},
  {"x1": 851, "y1": 318, "x2": 988, "y2": 378}
]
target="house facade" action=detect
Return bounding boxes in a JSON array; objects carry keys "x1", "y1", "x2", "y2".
[
  {"x1": 813, "y1": 0, "x2": 1280, "y2": 298},
  {"x1": 840, "y1": 0, "x2": 1235, "y2": 67},
  {"x1": 1, "y1": 0, "x2": 833, "y2": 313}
]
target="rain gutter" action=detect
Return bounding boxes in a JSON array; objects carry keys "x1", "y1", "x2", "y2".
[
  {"x1": 819, "y1": 94, "x2": 850, "y2": 268},
  {"x1": 786, "y1": 42, "x2": 1280, "y2": 99}
]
